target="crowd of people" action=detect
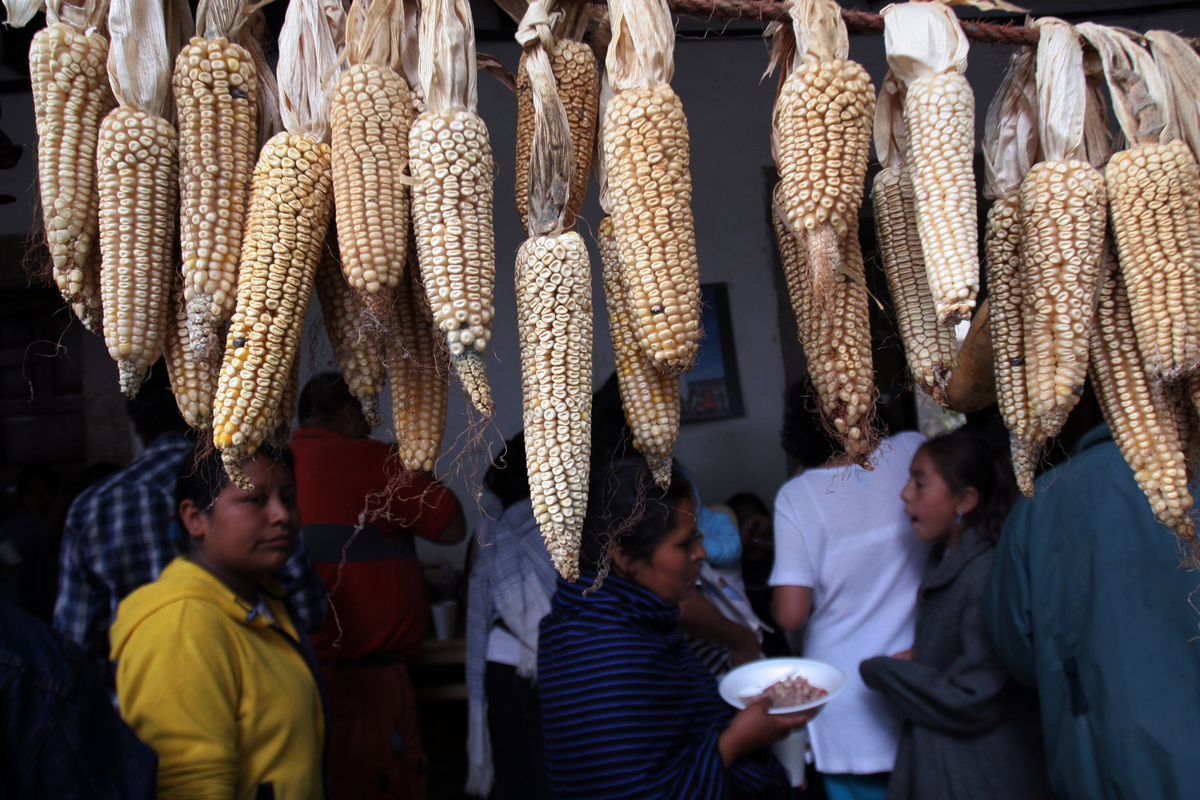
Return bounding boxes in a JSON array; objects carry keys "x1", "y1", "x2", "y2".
[{"x1": 1, "y1": 362, "x2": 1199, "y2": 800}]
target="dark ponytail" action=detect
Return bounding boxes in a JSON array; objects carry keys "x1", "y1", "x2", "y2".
[{"x1": 917, "y1": 434, "x2": 1016, "y2": 543}]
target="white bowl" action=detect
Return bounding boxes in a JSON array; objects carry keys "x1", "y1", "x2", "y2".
[{"x1": 719, "y1": 657, "x2": 847, "y2": 715}]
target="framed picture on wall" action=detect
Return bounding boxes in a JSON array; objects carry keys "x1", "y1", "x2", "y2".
[{"x1": 681, "y1": 283, "x2": 745, "y2": 423}]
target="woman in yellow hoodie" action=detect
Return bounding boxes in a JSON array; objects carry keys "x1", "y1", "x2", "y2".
[{"x1": 110, "y1": 444, "x2": 327, "y2": 800}]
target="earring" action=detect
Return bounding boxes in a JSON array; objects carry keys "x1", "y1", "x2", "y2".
[{"x1": 955, "y1": 511, "x2": 963, "y2": 525}]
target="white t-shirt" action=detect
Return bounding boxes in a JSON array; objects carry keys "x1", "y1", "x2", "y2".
[{"x1": 769, "y1": 431, "x2": 931, "y2": 775}]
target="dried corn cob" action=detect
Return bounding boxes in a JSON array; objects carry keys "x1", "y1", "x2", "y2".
[
  {"x1": 213, "y1": 132, "x2": 333, "y2": 488},
  {"x1": 603, "y1": 0, "x2": 701, "y2": 375},
  {"x1": 315, "y1": 232, "x2": 387, "y2": 428},
  {"x1": 1018, "y1": 159, "x2": 1107, "y2": 440},
  {"x1": 331, "y1": 0, "x2": 416, "y2": 322},
  {"x1": 1106, "y1": 140, "x2": 1200, "y2": 381},
  {"x1": 773, "y1": 0, "x2": 874, "y2": 304},
  {"x1": 883, "y1": 2, "x2": 978, "y2": 325},
  {"x1": 1090, "y1": 262, "x2": 1194, "y2": 543},
  {"x1": 97, "y1": 106, "x2": 179, "y2": 397},
  {"x1": 30, "y1": 21, "x2": 115, "y2": 334},
  {"x1": 164, "y1": 283, "x2": 219, "y2": 429},
  {"x1": 265, "y1": 354, "x2": 302, "y2": 451},
  {"x1": 516, "y1": 232, "x2": 593, "y2": 581},
  {"x1": 986, "y1": 197, "x2": 1038, "y2": 496},
  {"x1": 389, "y1": 244, "x2": 449, "y2": 473},
  {"x1": 600, "y1": 215, "x2": 678, "y2": 488},
  {"x1": 873, "y1": 166, "x2": 956, "y2": 404},
  {"x1": 175, "y1": 33, "x2": 258, "y2": 364},
  {"x1": 515, "y1": 39, "x2": 599, "y2": 233},
  {"x1": 772, "y1": 183, "x2": 875, "y2": 464},
  {"x1": 410, "y1": 0, "x2": 495, "y2": 416}
]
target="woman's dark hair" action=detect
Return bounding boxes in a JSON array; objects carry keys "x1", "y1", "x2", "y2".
[
  {"x1": 483, "y1": 433, "x2": 530, "y2": 510},
  {"x1": 780, "y1": 380, "x2": 836, "y2": 469},
  {"x1": 172, "y1": 442, "x2": 295, "y2": 552},
  {"x1": 917, "y1": 433, "x2": 1016, "y2": 543},
  {"x1": 579, "y1": 457, "x2": 694, "y2": 573}
]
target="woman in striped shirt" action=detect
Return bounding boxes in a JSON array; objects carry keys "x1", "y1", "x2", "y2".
[{"x1": 538, "y1": 458, "x2": 815, "y2": 799}]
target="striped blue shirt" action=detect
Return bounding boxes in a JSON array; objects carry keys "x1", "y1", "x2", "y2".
[{"x1": 538, "y1": 574, "x2": 789, "y2": 799}]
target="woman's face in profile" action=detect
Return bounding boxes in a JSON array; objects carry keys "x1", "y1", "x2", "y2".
[{"x1": 626, "y1": 495, "x2": 705, "y2": 606}]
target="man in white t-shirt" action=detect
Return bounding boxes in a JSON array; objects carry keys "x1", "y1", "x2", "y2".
[{"x1": 770, "y1": 392, "x2": 930, "y2": 800}]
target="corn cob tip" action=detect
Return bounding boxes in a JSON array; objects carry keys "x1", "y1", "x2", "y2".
[
  {"x1": 452, "y1": 348, "x2": 494, "y2": 418},
  {"x1": 1011, "y1": 433, "x2": 1037, "y2": 498},
  {"x1": 72, "y1": 301, "x2": 103, "y2": 336},
  {"x1": 647, "y1": 453, "x2": 673, "y2": 490},
  {"x1": 358, "y1": 395, "x2": 382, "y2": 430},
  {"x1": 119, "y1": 362, "x2": 149, "y2": 398},
  {"x1": 221, "y1": 447, "x2": 255, "y2": 491},
  {"x1": 551, "y1": 553, "x2": 580, "y2": 582}
]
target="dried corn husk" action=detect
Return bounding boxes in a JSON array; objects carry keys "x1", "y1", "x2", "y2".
[
  {"x1": 278, "y1": 0, "x2": 344, "y2": 141},
  {"x1": 1145, "y1": 30, "x2": 1200, "y2": 165}
]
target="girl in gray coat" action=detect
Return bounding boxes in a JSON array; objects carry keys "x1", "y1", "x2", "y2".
[{"x1": 860, "y1": 435, "x2": 1056, "y2": 800}]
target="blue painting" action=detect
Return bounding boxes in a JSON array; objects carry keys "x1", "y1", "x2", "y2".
[{"x1": 680, "y1": 283, "x2": 745, "y2": 423}]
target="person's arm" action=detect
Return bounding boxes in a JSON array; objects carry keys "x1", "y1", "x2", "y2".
[
  {"x1": 771, "y1": 585, "x2": 812, "y2": 632},
  {"x1": 679, "y1": 593, "x2": 760, "y2": 667},
  {"x1": 718, "y1": 699, "x2": 817, "y2": 767},
  {"x1": 859, "y1": 598, "x2": 1015, "y2": 735},
  {"x1": 983, "y1": 503, "x2": 1037, "y2": 687},
  {"x1": 53, "y1": 504, "x2": 112, "y2": 684},
  {"x1": 274, "y1": 538, "x2": 328, "y2": 633},
  {"x1": 115, "y1": 605, "x2": 240, "y2": 799}
]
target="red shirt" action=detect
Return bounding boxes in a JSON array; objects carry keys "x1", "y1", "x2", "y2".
[{"x1": 290, "y1": 428, "x2": 459, "y2": 660}]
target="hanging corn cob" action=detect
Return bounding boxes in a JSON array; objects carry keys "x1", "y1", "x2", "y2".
[
  {"x1": 772, "y1": 0, "x2": 874, "y2": 306},
  {"x1": 1020, "y1": 20, "x2": 1107, "y2": 449},
  {"x1": 773, "y1": 183, "x2": 876, "y2": 465},
  {"x1": 164, "y1": 280, "x2": 219, "y2": 430},
  {"x1": 330, "y1": 0, "x2": 415, "y2": 324},
  {"x1": 174, "y1": 0, "x2": 259, "y2": 365},
  {"x1": 409, "y1": 0, "x2": 496, "y2": 416},
  {"x1": 980, "y1": 50, "x2": 1038, "y2": 495},
  {"x1": 514, "y1": 1, "x2": 593, "y2": 580},
  {"x1": 212, "y1": 0, "x2": 342, "y2": 488},
  {"x1": 882, "y1": 2, "x2": 978, "y2": 326},
  {"x1": 315, "y1": 230, "x2": 387, "y2": 428},
  {"x1": 265, "y1": 355, "x2": 302, "y2": 450},
  {"x1": 601, "y1": 0, "x2": 700, "y2": 375},
  {"x1": 25, "y1": 0, "x2": 115, "y2": 334},
  {"x1": 389, "y1": 236, "x2": 449, "y2": 473},
  {"x1": 513, "y1": 1, "x2": 598, "y2": 233},
  {"x1": 1090, "y1": 257, "x2": 1194, "y2": 545},
  {"x1": 872, "y1": 70, "x2": 955, "y2": 405},
  {"x1": 97, "y1": 0, "x2": 183, "y2": 396},
  {"x1": 1079, "y1": 24, "x2": 1200, "y2": 383}
]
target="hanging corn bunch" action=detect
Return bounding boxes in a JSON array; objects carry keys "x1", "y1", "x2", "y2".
[
  {"x1": 409, "y1": 0, "x2": 496, "y2": 416},
  {"x1": 981, "y1": 48, "x2": 1040, "y2": 495},
  {"x1": 389, "y1": 234, "x2": 450, "y2": 473},
  {"x1": 772, "y1": 0, "x2": 873, "y2": 306},
  {"x1": 1080, "y1": 24, "x2": 1200, "y2": 383},
  {"x1": 1019, "y1": 20, "x2": 1108, "y2": 450},
  {"x1": 872, "y1": 70, "x2": 956, "y2": 406},
  {"x1": 23, "y1": 0, "x2": 115, "y2": 334},
  {"x1": 315, "y1": 230, "x2": 387, "y2": 428},
  {"x1": 212, "y1": 0, "x2": 342, "y2": 488},
  {"x1": 174, "y1": 0, "x2": 260, "y2": 365},
  {"x1": 601, "y1": 0, "x2": 701, "y2": 375},
  {"x1": 1090, "y1": 257, "x2": 1194, "y2": 545},
  {"x1": 882, "y1": 2, "x2": 978, "y2": 326},
  {"x1": 330, "y1": 0, "x2": 415, "y2": 324},
  {"x1": 512, "y1": 0, "x2": 598, "y2": 233},
  {"x1": 96, "y1": 0, "x2": 183, "y2": 396},
  {"x1": 514, "y1": 0, "x2": 593, "y2": 580}
]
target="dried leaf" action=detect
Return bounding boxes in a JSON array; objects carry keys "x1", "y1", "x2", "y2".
[
  {"x1": 1145, "y1": 29, "x2": 1200, "y2": 165},
  {"x1": 46, "y1": 0, "x2": 109, "y2": 33},
  {"x1": 277, "y1": 0, "x2": 344, "y2": 141},
  {"x1": 787, "y1": 0, "x2": 847, "y2": 63},
  {"x1": 594, "y1": 68, "x2": 614, "y2": 213},
  {"x1": 1033, "y1": 18, "x2": 1086, "y2": 163},
  {"x1": 981, "y1": 47, "x2": 1036, "y2": 198},
  {"x1": 874, "y1": 70, "x2": 909, "y2": 172},
  {"x1": 418, "y1": 0, "x2": 477, "y2": 114},
  {"x1": 2, "y1": 0, "x2": 43, "y2": 29},
  {"x1": 938, "y1": 0, "x2": 1027, "y2": 13},
  {"x1": 107, "y1": 0, "x2": 171, "y2": 115},
  {"x1": 606, "y1": 0, "x2": 674, "y2": 91},
  {"x1": 1076, "y1": 23, "x2": 1171, "y2": 147},
  {"x1": 882, "y1": 1, "x2": 969, "y2": 83}
]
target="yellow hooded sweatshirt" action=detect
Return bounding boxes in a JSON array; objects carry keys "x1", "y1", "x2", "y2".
[{"x1": 110, "y1": 557, "x2": 326, "y2": 800}]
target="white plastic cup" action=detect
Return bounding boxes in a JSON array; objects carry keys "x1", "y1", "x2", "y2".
[
  {"x1": 770, "y1": 726, "x2": 808, "y2": 788},
  {"x1": 430, "y1": 600, "x2": 457, "y2": 642}
]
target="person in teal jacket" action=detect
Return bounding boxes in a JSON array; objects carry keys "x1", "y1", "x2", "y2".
[{"x1": 983, "y1": 423, "x2": 1200, "y2": 800}]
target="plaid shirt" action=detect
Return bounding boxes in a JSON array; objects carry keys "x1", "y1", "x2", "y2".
[{"x1": 54, "y1": 432, "x2": 328, "y2": 686}]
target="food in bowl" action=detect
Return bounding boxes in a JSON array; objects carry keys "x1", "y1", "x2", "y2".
[{"x1": 740, "y1": 673, "x2": 828, "y2": 708}]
